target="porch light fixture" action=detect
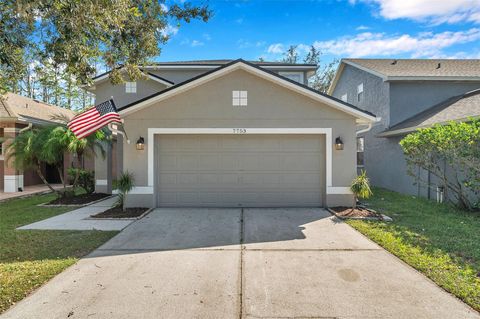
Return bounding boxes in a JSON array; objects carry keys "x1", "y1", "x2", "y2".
[
  {"x1": 335, "y1": 137, "x2": 344, "y2": 150},
  {"x1": 136, "y1": 137, "x2": 145, "y2": 150}
]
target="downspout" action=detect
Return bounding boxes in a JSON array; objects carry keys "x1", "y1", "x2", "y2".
[
  {"x1": 107, "y1": 121, "x2": 130, "y2": 144},
  {"x1": 356, "y1": 123, "x2": 372, "y2": 135}
]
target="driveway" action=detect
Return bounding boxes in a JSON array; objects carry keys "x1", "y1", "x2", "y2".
[{"x1": 3, "y1": 208, "x2": 479, "y2": 319}]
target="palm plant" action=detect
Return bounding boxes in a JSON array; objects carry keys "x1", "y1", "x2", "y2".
[
  {"x1": 116, "y1": 171, "x2": 135, "y2": 211},
  {"x1": 4, "y1": 128, "x2": 58, "y2": 193},
  {"x1": 350, "y1": 170, "x2": 373, "y2": 209}
]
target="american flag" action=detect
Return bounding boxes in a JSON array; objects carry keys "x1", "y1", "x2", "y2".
[{"x1": 68, "y1": 99, "x2": 121, "y2": 139}]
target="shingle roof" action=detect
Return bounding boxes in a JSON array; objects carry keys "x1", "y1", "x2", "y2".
[
  {"x1": 379, "y1": 88, "x2": 480, "y2": 136},
  {"x1": 344, "y1": 58, "x2": 480, "y2": 78},
  {"x1": 150, "y1": 59, "x2": 317, "y2": 67},
  {"x1": 0, "y1": 93, "x2": 76, "y2": 124}
]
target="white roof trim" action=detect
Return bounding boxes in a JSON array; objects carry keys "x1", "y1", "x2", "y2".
[
  {"x1": 146, "y1": 74, "x2": 174, "y2": 86},
  {"x1": 119, "y1": 61, "x2": 377, "y2": 123}
]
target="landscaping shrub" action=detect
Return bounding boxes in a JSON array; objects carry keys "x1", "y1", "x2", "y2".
[
  {"x1": 400, "y1": 119, "x2": 480, "y2": 210},
  {"x1": 350, "y1": 170, "x2": 373, "y2": 208}
]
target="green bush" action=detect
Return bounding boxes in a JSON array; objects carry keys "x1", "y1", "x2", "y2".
[
  {"x1": 400, "y1": 119, "x2": 480, "y2": 210},
  {"x1": 68, "y1": 168, "x2": 95, "y2": 194}
]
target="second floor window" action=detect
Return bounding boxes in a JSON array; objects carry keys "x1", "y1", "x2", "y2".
[
  {"x1": 357, "y1": 83, "x2": 364, "y2": 102},
  {"x1": 126, "y1": 81, "x2": 137, "y2": 93}
]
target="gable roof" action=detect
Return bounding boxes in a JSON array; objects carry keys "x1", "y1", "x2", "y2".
[
  {"x1": 90, "y1": 59, "x2": 318, "y2": 85},
  {"x1": 328, "y1": 58, "x2": 480, "y2": 94},
  {"x1": 118, "y1": 59, "x2": 377, "y2": 123},
  {"x1": 0, "y1": 93, "x2": 75, "y2": 124},
  {"x1": 378, "y1": 88, "x2": 480, "y2": 137}
]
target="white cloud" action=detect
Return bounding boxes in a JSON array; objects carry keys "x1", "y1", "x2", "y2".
[
  {"x1": 191, "y1": 40, "x2": 204, "y2": 47},
  {"x1": 237, "y1": 39, "x2": 267, "y2": 49},
  {"x1": 160, "y1": 3, "x2": 168, "y2": 12},
  {"x1": 356, "y1": 25, "x2": 370, "y2": 30},
  {"x1": 203, "y1": 33, "x2": 212, "y2": 41},
  {"x1": 354, "y1": 0, "x2": 480, "y2": 24},
  {"x1": 312, "y1": 28, "x2": 480, "y2": 58},
  {"x1": 160, "y1": 24, "x2": 178, "y2": 38},
  {"x1": 267, "y1": 43, "x2": 285, "y2": 54}
]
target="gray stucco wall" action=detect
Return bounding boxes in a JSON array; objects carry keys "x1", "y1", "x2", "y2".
[
  {"x1": 120, "y1": 68, "x2": 358, "y2": 207},
  {"x1": 332, "y1": 65, "x2": 480, "y2": 199},
  {"x1": 95, "y1": 78, "x2": 168, "y2": 109},
  {"x1": 389, "y1": 81, "x2": 480, "y2": 125}
]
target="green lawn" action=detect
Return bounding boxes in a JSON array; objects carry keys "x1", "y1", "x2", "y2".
[
  {"x1": 347, "y1": 188, "x2": 480, "y2": 312},
  {"x1": 0, "y1": 193, "x2": 118, "y2": 314}
]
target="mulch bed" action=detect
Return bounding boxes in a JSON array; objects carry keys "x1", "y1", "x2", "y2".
[
  {"x1": 90, "y1": 207, "x2": 149, "y2": 219},
  {"x1": 330, "y1": 206, "x2": 384, "y2": 219},
  {"x1": 47, "y1": 193, "x2": 110, "y2": 205}
]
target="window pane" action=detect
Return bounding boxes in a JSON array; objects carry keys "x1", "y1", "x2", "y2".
[
  {"x1": 356, "y1": 137, "x2": 364, "y2": 152},
  {"x1": 357, "y1": 152, "x2": 364, "y2": 166}
]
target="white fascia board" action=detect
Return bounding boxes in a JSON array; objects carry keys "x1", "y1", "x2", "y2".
[
  {"x1": 146, "y1": 74, "x2": 174, "y2": 87},
  {"x1": 119, "y1": 62, "x2": 377, "y2": 123},
  {"x1": 342, "y1": 60, "x2": 388, "y2": 81}
]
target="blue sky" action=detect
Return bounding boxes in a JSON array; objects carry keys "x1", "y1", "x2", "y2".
[{"x1": 158, "y1": 0, "x2": 480, "y2": 63}]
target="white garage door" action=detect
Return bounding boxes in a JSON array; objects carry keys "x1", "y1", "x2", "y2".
[{"x1": 155, "y1": 134, "x2": 325, "y2": 207}]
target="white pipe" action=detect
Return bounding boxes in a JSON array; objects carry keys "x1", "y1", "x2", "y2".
[
  {"x1": 19, "y1": 123, "x2": 32, "y2": 133},
  {"x1": 356, "y1": 123, "x2": 372, "y2": 135}
]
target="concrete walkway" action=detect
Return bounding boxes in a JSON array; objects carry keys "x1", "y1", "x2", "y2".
[
  {"x1": 17, "y1": 196, "x2": 133, "y2": 231},
  {"x1": 3, "y1": 208, "x2": 479, "y2": 319}
]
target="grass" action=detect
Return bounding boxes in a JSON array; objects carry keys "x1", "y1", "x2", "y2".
[
  {"x1": 347, "y1": 188, "x2": 480, "y2": 312},
  {"x1": 0, "y1": 193, "x2": 118, "y2": 314}
]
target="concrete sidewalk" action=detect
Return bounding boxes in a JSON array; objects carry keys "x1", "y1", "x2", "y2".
[
  {"x1": 17, "y1": 196, "x2": 133, "y2": 231},
  {"x1": 3, "y1": 208, "x2": 479, "y2": 319}
]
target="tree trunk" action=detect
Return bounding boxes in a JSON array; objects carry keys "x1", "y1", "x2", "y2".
[{"x1": 35, "y1": 165, "x2": 58, "y2": 195}]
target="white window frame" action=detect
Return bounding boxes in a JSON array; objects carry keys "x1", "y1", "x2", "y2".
[
  {"x1": 232, "y1": 90, "x2": 248, "y2": 106},
  {"x1": 279, "y1": 72, "x2": 304, "y2": 84},
  {"x1": 341, "y1": 93, "x2": 347, "y2": 102},
  {"x1": 357, "y1": 83, "x2": 364, "y2": 102},
  {"x1": 125, "y1": 81, "x2": 137, "y2": 93}
]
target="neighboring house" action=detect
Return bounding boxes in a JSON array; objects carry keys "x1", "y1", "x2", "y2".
[
  {"x1": 329, "y1": 59, "x2": 480, "y2": 200},
  {"x1": 85, "y1": 59, "x2": 377, "y2": 208},
  {"x1": 0, "y1": 93, "x2": 92, "y2": 193}
]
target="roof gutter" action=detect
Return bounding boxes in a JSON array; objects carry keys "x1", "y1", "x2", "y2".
[{"x1": 356, "y1": 117, "x2": 381, "y2": 135}]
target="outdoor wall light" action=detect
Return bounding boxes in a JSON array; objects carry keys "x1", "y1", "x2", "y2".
[
  {"x1": 335, "y1": 137, "x2": 344, "y2": 150},
  {"x1": 136, "y1": 137, "x2": 145, "y2": 150}
]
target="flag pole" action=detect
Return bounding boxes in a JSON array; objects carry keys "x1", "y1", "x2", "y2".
[{"x1": 109, "y1": 97, "x2": 131, "y2": 144}]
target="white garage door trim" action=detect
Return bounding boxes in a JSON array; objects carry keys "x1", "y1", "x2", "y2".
[{"x1": 141, "y1": 128, "x2": 352, "y2": 197}]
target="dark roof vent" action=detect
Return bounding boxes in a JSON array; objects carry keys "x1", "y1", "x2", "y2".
[
  {"x1": 391, "y1": 60, "x2": 397, "y2": 65},
  {"x1": 436, "y1": 63, "x2": 441, "y2": 69}
]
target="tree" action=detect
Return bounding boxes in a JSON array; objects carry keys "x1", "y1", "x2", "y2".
[
  {"x1": 303, "y1": 45, "x2": 338, "y2": 93},
  {"x1": 280, "y1": 45, "x2": 338, "y2": 93},
  {"x1": 400, "y1": 119, "x2": 480, "y2": 210},
  {"x1": 5, "y1": 124, "x2": 109, "y2": 197},
  {"x1": 283, "y1": 45, "x2": 299, "y2": 64},
  {"x1": 0, "y1": 0, "x2": 212, "y2": 95}
]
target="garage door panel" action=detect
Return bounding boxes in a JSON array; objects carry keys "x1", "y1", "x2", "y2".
[{"x1": 155, "y1": 135, "x2": 325, "y2": 207}]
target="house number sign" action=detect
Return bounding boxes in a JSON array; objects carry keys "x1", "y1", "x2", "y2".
[{"x1": 233, "y1": 128, "x2": 247, "y2": 134}]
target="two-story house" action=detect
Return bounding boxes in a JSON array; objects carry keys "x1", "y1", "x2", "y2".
[
  {"x1": 329, "y1": 59, "x2": 480, "y2": 200},
  {"x1": 85, "y1": 59, "x2": 377, "y2": 208}
]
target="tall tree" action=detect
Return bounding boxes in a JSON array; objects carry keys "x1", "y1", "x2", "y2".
[
  {"x1": 282, "y1": 45, "x2": 299, "y2": 64},
  {"x1": 0, "y1": 0, "x2": 212, "y2": 95}
]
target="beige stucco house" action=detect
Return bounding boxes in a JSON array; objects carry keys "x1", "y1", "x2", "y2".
[{"x1": 87, "y1": 59, "x2": 377, "y2": 208}]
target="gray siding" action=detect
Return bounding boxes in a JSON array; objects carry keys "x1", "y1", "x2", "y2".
[{"x1": 389, "y1": 81, "x2": 480, "y2": 125}]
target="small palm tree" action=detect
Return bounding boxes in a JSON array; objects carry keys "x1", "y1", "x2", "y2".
[
  {"x1": 116, "y1": 171, "x2": 135, "y2": 211},
  {"x1": 350, "y1": 170, "x2": 373, "y2": 209}
]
